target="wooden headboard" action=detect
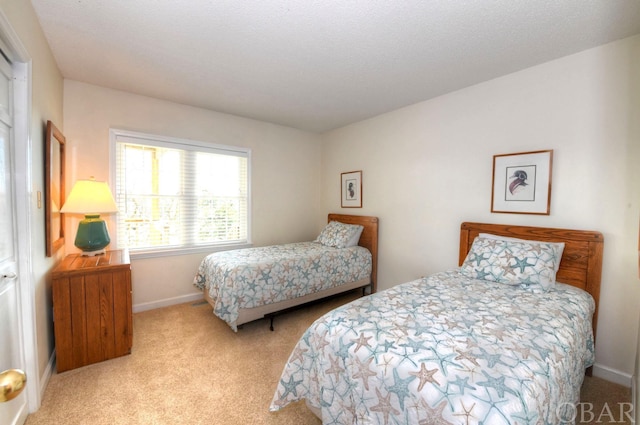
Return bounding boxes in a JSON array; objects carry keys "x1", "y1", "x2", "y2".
[
  {"x1": 328, "y1": 214, "x2": 379, "y2": 293},
  {"x1": 459, "y1": 222, "x2": 604, "y2": 341}
]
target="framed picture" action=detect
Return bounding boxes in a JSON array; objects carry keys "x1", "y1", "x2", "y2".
[
  {"x1": 491, "y1": 150, "x2": 553, "y2": 215},
  {"x1": 341, "y1": 170, "x2": 362, "y2": 208},
  {"x1": 45, "y1": 120, "x2": 66, "y2": 256}
]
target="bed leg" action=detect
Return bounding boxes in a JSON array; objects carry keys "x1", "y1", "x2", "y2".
[{"x1": 270, "y1": 317, "x2": 275, "y2": 331}]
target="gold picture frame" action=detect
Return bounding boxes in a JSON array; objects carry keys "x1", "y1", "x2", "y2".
[
  {"x1": 45, "y1": 120, "x2": 65, "y2": 256},
  {"x1": 491, "y1": 150, "x2": 553, "y2": 215}
]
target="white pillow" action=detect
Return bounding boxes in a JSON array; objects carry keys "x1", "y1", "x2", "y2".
[{"x1": 345, "y1": 225, "x2": 364, "y2": 247}]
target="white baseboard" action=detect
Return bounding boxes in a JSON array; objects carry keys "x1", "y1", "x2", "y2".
[
  {"x1": 41, "y1": 351, "x2": 54, "y2": 393},
  {"x1": 633, "y1": 373, "x2": 637, "y2": 424},
  {"x1": 133, "y1": 293, "x2": 204, "y2": 313},
  {"x1": 592, "y1": 362, "x2": 633, "y2": 388},
  {"x1": 31, "y1": 351, "x2": 55, "y2": 413}
]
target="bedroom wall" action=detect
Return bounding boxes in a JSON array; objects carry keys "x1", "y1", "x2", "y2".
[
  {"x1": 321, "y1": 35, "x2": 640, "y2": 386},
  {"x1": 0, "y1": 0, "x2": 64, "y2": 396},
  {"x1": 63, "y1": 81, "x2": 323, "y2": 311}
]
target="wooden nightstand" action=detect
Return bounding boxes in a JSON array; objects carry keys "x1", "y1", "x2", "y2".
[{"x1": 52, "y1": 249, "x2": 132, "y2": 372}]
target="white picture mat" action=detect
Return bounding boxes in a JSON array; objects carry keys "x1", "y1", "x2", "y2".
[{"x1": 492, "y1": 150, "x2": 552, "y2": 214}]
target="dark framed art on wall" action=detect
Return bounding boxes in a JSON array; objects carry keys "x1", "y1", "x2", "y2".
[{"x1": 341, "y1": 170, "x2": 362, "y2": 208}]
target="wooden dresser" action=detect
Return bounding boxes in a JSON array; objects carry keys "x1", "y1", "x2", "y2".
[{"x1": 52, "y1": 249, "x2": 132, "y2": 372}]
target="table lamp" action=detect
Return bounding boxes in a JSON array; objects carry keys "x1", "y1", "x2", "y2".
[{"x1": 60, "y1": 178, "x2": 118, "y2": 256}]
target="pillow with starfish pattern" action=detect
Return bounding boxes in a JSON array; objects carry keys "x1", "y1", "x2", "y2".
[
  {"x1": 316, "y1": 221, "x2": 364, "y2": 248},
  {"x1": 478, "y1": 232, "x2": 565, "y2": 273},
  {"x1": 460, "y1": 236, "x2": 563, "y2": 292}
]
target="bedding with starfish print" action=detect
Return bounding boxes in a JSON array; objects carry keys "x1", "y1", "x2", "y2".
[
  {"x1": 270, "y1": 269, "x2": 595, "y2": 424},
  {"x1": 194, "y1": 242, "x2": 372, "y2": 331}
]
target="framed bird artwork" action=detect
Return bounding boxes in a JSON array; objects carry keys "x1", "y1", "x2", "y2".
[{"x1": 491, "y1": 150, "x2": 553, "y2": 215}]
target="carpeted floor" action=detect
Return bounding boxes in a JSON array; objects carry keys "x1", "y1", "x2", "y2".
[{"x1": 26, "y1": 291, "x2": 632, "y2": 424}]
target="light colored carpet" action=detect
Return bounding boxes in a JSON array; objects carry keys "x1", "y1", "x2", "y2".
[{"x1": 26, "y1": 291, "x2": 632, "y2": 424}]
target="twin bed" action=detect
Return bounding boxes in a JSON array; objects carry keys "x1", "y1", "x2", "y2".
[
  {"x1": 194, "y1": 214, "x2": 379, "y2": 331},
  {"x1": 270, "y1": 221, "x2": 603, "y2": 424}
]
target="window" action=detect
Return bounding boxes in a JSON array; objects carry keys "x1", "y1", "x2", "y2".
[{"x1": 110, "y1": 129, "x2": 251, "y2": 256}]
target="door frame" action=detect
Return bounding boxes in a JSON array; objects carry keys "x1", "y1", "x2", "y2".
[{"x1": 0, "y1": 10, "x2": 40, "y2": 413}]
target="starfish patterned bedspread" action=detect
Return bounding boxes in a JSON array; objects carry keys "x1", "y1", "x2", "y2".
[
  {"x1": 270, "y1": 269, "x2": 595, "y2": 424},
  {"x1": 193, "y1": 242, "x2": 372, "y2": 331}
]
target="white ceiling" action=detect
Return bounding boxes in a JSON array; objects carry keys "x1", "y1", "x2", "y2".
[{"x1": 30, "y1": 0, "x2": 640, "y2": 133}]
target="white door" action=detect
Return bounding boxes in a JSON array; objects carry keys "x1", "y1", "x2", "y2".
[{"x1": 0, "y1": 48, "x2": 28, "y2": 425}]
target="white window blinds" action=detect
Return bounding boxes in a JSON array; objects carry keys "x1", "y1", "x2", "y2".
[{"x1": 110, "y1": 129, "x2": 250, "y2": 254}]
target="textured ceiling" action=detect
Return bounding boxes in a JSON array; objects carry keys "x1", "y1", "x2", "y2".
[{"x1": 30, "y1": 0, "x2": 640, "y2": 133}]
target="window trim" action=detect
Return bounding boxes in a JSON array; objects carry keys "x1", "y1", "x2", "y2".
[{"x1": 109, "y1": 128, "x2": 252, "y2": 259}]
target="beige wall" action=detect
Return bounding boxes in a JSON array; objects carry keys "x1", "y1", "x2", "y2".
[
  {"x1": 0, "y1": 0, "x2": 64, "y2": 393},
  {"x1": 63, "y1": 81, "x2": 323, "y2": 310},
  {"x1": 3, "y1": 0, "x2": 639, "y2": 407},
  {"x1": 321, "y1": 35, "x2": 640, "y2": 385}
]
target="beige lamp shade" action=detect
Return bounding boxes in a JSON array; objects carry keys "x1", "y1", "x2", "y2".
[{"x1": 60, "y1": 179, "x2": 118, "y2": 214}]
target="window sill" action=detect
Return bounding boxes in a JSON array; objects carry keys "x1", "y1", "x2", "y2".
[{"x1": 127, "y1": 242, "x2": 253, "y2": 260}]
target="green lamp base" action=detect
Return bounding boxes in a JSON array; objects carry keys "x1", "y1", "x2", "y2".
[{"x1": 75, "y1": 214, "x2": 111, "y2": 256}]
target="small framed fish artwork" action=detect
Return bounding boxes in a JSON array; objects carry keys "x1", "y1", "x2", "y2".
[{"x1": 491, "y1": 150, "x2": 553, "y2": 215}]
